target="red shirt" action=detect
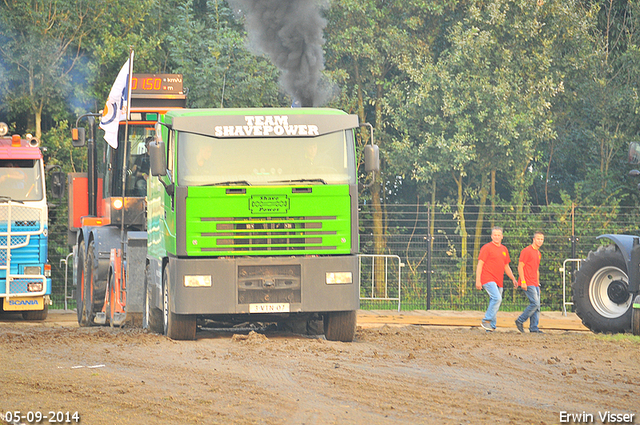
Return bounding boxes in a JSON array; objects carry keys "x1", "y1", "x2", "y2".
[
  {"x1": 478, "y1": 242, "x2": 511, "y2": 287},
  {"x1": 519, "y1": 245, "x2": 541, "y2": 287}
]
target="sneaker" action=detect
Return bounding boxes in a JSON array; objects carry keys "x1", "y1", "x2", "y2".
[
  {"x1": 530, "y1": 329, "x2": 544, "y2": 333},
  {"x1": 515, "y1": 320, "x2": 524, "y2": 333},
  {"x1": 481, "y1": 320, "x2": 493, "y2": 331}
]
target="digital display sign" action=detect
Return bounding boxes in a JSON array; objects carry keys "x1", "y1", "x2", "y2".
[{"x1": 131, "y1": 74, "x2": 183, "y2": 95}]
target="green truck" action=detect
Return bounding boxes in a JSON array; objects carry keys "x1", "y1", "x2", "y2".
[{"x1": 144, "y1": 108, "x2": 377, "y2": 340}]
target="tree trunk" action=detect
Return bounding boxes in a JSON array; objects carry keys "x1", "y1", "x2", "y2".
[
  {"x1": 372, "y1": 85, "x2": 387, "y2": 297},
  {"x1": 453, "y1": 170, "x2": 468, "y2": 298},
  {"x1": 545, "y1": 139, "x2": 555, "y2": 206},
  {"x1": 514, "y1": 160, "x2": 530, "y2": 218},
  {"x1": 490, "y1": 169, "x2": 496, "y2": 227},
  {"x1": 35, "y1": 106, "x2": 42, "y2": 141},
  {"x1": 473, "y1": 172, "x2": 488, "y2": 271}
]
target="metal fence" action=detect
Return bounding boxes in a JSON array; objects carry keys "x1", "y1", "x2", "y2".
[
  {"x1": 358, "y1": 203, "x2": 640, "y2": 312},
  {"x1": 46, "y1": 203, "x2": 640, "y2": 313}
]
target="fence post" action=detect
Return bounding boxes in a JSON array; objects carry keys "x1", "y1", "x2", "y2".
[
  {"x1": 567, "y1": 203, "x2": 579, "y2": 311},
  {"x1": 572, "y1": 202, "x2": 579, "y2": 273},
  {"x1": 426, "y1": 203, "x2": 432, "y2": 310}
]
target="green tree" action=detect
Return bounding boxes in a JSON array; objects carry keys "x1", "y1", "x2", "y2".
[
  {"x1": 166, "y1": 0, "x2": 280, "y2": 108},
  {"x1": 78, "y1": 0, "x2": 168, "y2": 113},
  {"x1": 0, "y1": 0, "x2": 158, "y2": 138},
  {"x1": 325, "y1": 0, "x2": 457, "y2": 296},
  {"x1": 386, "y1": 0, "x2": 592, "y2": 295},
  {"x1": 553, "y1": 0, "x2": 640, "y2": 207}
]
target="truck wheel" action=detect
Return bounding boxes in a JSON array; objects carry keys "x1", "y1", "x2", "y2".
[
  {"x1": 632, "y1": 296, "x2": 640, "y2": 336},
  {"x1": 76, "y1": 240, "x2": 89, "y2": 326},
  {"x1": 22, "y1": 304, "x2": 48, "y2": 321},
  {"x1": 162, "y1": 267, "x2": 196, "y2": 340},
  {"x1": 572, "y1": 245, "x2": 633, "y2": 333},
  {"x1": 146, "y1": 264, "x2": 163, "y2": 334},
  {"x1": 324, "y1": 310, "x2": 356, "y2": 342}
]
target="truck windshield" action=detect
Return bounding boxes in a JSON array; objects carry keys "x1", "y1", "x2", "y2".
[
  {"x1": 106, "y1": 124, "x2": 154, "y2": 198},
  {"x1": 176, "y1": 131, "x2": 356, "y2": 186},
  {"x1": 0, "y1": 159, "x2": 43, "y2": 201}
]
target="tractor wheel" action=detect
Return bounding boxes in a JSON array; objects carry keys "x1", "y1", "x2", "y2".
[
  {"x1": 572, "y1": 245, "x2": 633, "y2": 333},
  {"x1": 162, "y1": 266, "x2": 196, "y2": 340},
  {"x1": 76, "y1": 239, "x2": 89, "y2": 326},
  {"x1": 84, "y1": 240, "x2": 106, "y2": 326},
  {"x1": 324, "y1": 310, "x2": 356, "y2": 342},
  {"x1": 84, "y1": 240, "x2": 99, "y2": 326}
]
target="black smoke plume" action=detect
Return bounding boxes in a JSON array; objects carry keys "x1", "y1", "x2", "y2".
[{"x1": 231, "y1": 0, "x2": 328, "y2": 107}]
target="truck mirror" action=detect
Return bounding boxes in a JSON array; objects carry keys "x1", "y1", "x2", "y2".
[
  {"x1": 50, "y1": 172, "x2": 66, "y2": 199},
  {"x1": 364, "y1": 144, "x2": 380, "y2": 173},
  {"x1": 149, "y1": 140, "x2": 167, "y2": 177},
  {"x1": 71, "y1": 128, "x2": 85, "y2": 147}
]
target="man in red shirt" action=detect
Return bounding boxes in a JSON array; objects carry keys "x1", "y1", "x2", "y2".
[
  {"x1": 515, "y1": 231, "x2": 545, "y2": 333},
  {"x1": 475, "y1": 226, "x2": 518, "y2": 331}
]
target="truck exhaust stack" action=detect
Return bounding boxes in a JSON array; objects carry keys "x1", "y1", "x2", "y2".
[{"x1": 231, "y1": 0, "x2": 327, "y2": 107}]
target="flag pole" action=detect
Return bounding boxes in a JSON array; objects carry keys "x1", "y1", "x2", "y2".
[{"x1": 120, "y1": 47, "x2": 134, "y2": 289}]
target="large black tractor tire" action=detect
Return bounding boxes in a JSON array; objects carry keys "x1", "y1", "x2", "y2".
[
  {"x1": 572, "y1": 245, "x2": 633, "y2": 333},
  {"x1": 324, "y1": 310, "x2": 357, "y2": 342},
  {"x1": 76, "y1": 240, "x2": 90, "y2": 326},
  {"x1": 162, "y1": 267, "x2": 196, "y2": 340},
  {"x1": 632, "y1": 295, "x2": 640, "y2": 336}
]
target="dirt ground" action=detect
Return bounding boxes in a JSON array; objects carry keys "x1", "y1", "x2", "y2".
[{"x1": 1, "y1": 311, "x2": 639, "y2": 425}]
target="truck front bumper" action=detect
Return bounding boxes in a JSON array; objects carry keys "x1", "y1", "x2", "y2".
[{"x1": 167, "y1": 255, "x2": 359, "y2": 315}]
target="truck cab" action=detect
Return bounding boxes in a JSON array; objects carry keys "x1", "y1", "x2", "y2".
[{"x1": 0, "y1": 128, "x2": 53, "y2": 319}]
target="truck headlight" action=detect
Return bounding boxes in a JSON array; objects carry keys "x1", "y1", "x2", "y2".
[
  {"x1": 326, "y1": 272, "x2": 352, "y2": 285},
  {"x1": 28, "y1": 282, "x2": 43, "y2": 292},
  {"x1": 24, "y1": 266, "x2": 41, "y2": 275},
  {"x1": 184, "y1": 275, "x2": 212, "y2": 287}
]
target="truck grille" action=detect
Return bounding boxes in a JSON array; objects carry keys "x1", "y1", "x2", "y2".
[
  {"x1": 0, "y1": 203, "x2": 47, "y2": 296},
  {"x1": 0, "y1": 204, "x2": 42, "y2": 225},
  {"x1": 200, "y1": 216, "x2": 338, "y2": 252},
  {"x1": 6, "y1": 277, "x2": 43, "y2": 294}
]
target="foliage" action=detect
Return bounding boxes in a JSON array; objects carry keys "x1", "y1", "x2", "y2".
[
  {"x1": 3, "y1": 0, "x2": 640, "y2": 312},
  {"x1": 166, "y1": 0, "x2": 281, "y2": 108}
]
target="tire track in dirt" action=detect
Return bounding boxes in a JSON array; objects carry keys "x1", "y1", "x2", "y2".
[{"x1": 1, "y1": 320, "x2": 638, "y2": 424}]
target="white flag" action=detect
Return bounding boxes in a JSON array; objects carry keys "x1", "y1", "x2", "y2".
[{"x1": 99, "y1": 52, "x2": 134, "y2": 149}]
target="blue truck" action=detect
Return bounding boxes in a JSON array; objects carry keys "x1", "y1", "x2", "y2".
[{"x1": 0, "y1": 123, "x2": 64, "y2": 319}]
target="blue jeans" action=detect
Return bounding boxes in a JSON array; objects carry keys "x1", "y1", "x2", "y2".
[
  {"x1": 517, "y1": 285, "x2": 541, "y2": 331},
  {"x1": 482, "y1": 282, "x2": 503, "y2": 329}
]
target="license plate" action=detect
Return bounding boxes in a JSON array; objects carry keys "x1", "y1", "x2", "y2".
[
  {"x1": 249, "y1": 303, "x2": 290, "y2": 313},
  {"x1": 3, "y1": 296, "x2": 44, "y2": 311}
]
